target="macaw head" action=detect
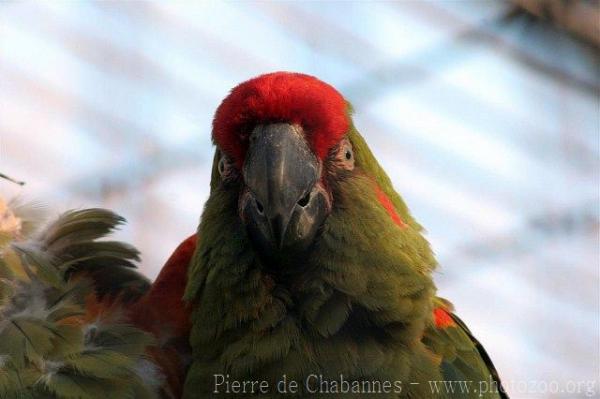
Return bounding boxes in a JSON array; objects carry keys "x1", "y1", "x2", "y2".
[{"x1": 210, "y1": 72, "x2": 422, "y2": 269}]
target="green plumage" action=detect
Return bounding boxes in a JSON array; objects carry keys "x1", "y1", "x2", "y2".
[
  {"x1": 0, "y1": 208, "x2": 157, "y2": 399},
  {"x1": 183, "y1": 117, "x2": 506, "y2": 398}
]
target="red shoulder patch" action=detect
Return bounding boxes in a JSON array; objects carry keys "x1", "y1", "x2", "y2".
[
  {"x1": 433, "y1": 307, "x2": 456, "y2": 329},
  {"x1": 213, "y1": 72, "x2": 349, "y2": 168},
  {"x1": 130, "y1": 234, "x2": 197, "y2": 337}
]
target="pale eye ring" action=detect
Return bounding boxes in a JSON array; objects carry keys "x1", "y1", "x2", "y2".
[
  {"x1": 218, "y1": 155, "x2": 231, "y2": 177},
  {"x1": 337, "y1": 138, "x2": 354, "y2": 171}
]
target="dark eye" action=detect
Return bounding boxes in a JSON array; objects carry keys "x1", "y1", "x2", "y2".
[{"x1": 335, "y1": 138, "x2": 355, "y2": 171}]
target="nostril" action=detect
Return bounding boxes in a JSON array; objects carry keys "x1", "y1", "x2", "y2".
[
  {"x1": 297, "y1": 192, "x2": 310, "y2": 208},
  {"x1": 255, "y1": 199, "x2": 264, "y2": 215}
]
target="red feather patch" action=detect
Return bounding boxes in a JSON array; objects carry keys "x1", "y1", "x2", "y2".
[
  {"x1": 130, "y1": 234, "x2": 197, "y2": 337},
  {"x1": 213, "y1": 72, "x2": 350, "y2": 168},
  {"x1": 374, "y1": 184, "x2": 406, "y2": 228},
  {"x1": 433, "y1": 307, "x2": 456, "y2": 329}
]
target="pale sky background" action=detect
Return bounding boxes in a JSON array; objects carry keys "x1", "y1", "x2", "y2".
[{"x1": 1, "y1": 2, "x2": 598, "y2": 398}]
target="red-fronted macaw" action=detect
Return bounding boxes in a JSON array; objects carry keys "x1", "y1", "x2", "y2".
[{"x1": 0, "y1": 72, "x2": 507, "y2": 399}]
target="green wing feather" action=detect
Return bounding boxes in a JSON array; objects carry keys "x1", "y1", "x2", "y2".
[
  {"x1": 0, "y1": 207, "x2": 158, "y2": 399},
  {"x1": 422, "y1": 299, "x2": 508, "y2": 399},
  {"x1": 37, "y1": 209, "x2": 150, "y2": 302}
]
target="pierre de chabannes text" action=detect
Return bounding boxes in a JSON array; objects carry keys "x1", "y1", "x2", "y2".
[{"x1": 212, "y1": 374, "x2": 507, "y2": 395}]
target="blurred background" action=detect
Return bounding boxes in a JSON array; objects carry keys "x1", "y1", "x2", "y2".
[{"x1": 0, "y1": 1, "x2": 598, "y2": 397}]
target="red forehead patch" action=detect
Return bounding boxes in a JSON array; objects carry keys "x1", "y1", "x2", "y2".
[{"x1": 213, "y1": 72, "x2": 350, "y2": 168}]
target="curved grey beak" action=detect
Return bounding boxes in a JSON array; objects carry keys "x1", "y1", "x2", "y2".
[{"x1": 241, "y1": 123, "x2": 329, "y2": 258}]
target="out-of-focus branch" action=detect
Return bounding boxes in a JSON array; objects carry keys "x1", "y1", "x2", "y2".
[
  {"x1": 512, "y1": 0, "x2": 600, "y2": 47},
  {"x1": 0, "y1": 173, "x2": 25, "y2": 186}
]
